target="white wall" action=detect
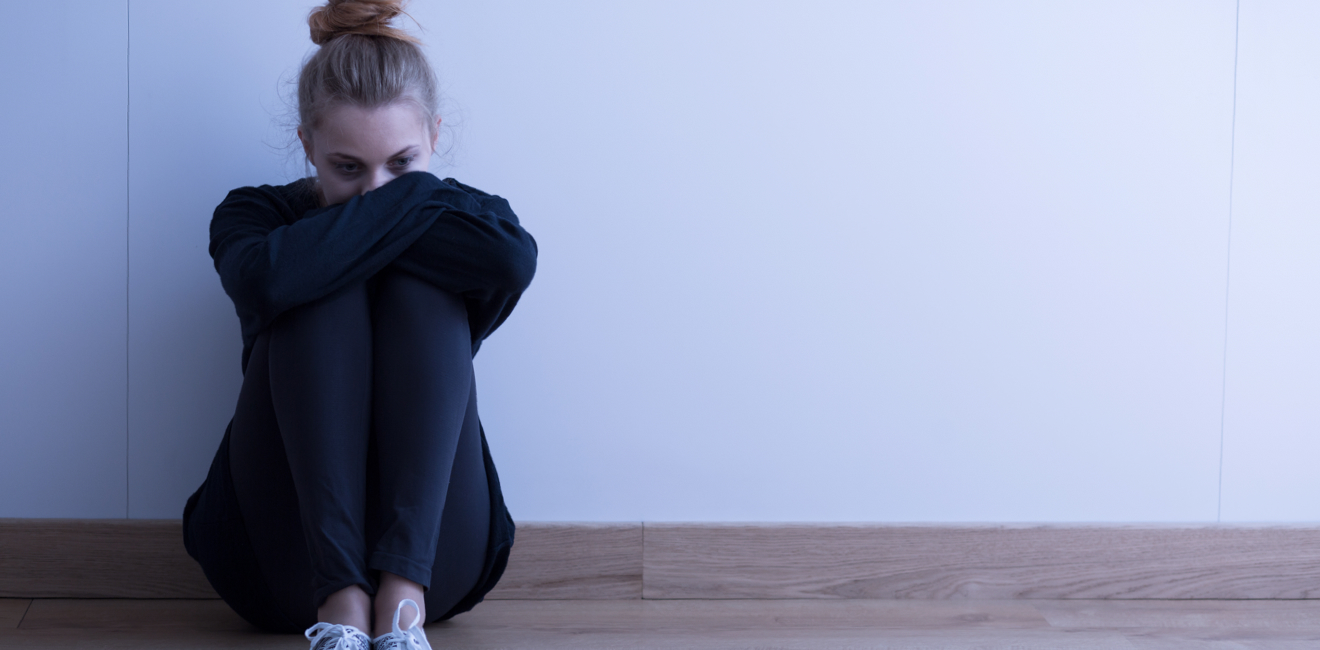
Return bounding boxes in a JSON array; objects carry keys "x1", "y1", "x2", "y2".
[
  {"x1": 0, "y1": 1, "x2": 128, "y2": 517},
  {"x1": 1219, "y1": 0, "x2": 1320, "y2": 521},
  {"x1": 1, "y1": 0, "x2": 1315, "y2": 522}
]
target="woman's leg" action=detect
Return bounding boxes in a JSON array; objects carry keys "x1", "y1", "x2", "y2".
[
  {"x1": 366, "y1": 269, "x2": 490, "y2": 629},
  {"x1": 225, "y1": 272, "x2": 491, "y2": 633},
  {"x1": 421, "y1": 378, "x2": 491, "y2": 622},
  {"x1": 228, "y1": 280, "x2": 375, "y2": 630}
]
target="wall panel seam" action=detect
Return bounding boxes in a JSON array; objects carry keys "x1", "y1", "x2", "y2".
[
  {"x1": 1215, "y1": 0, "x2": 1242, "y2": 524},
  {"x1": 124, "y1": 0, "x2": 132, "y2": 520}
]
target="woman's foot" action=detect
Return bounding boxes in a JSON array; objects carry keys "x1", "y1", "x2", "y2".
[
  {"x1": 373, "y1": 572, "x2": 426, "y2": 635},
  {"x1": 319, "y1": 584, "x2": 372, "y2": 632},
  {"x1": 305, "y1": 622, "x2": 372, "y2": 650},
  {"x1": 371, "y1": 598, "x2": 431, "y2": 650},
  {"x1": 310, "y1": 584, "x2": 372, "y2": 648}
]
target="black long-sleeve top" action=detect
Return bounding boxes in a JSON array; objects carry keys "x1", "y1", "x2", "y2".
[{"x1": 208, "y1": 171, "x2": 538, "y2": 374}]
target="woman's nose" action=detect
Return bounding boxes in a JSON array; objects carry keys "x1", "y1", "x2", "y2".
[{"x1": 362, "y1": 168, "x2": 393, "y2": 194}]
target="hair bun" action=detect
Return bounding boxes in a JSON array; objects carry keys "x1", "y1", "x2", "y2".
[{"x1": 308, "y1": 0, "x2": 419, "y2": 45}]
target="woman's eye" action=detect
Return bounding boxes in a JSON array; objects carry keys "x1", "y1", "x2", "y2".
[
  {"x1": 391, "y1": 157, "x2": 414, "y2": 168},
  {"x1": 335, "y1": 163, "x2": 359, "y2": 174}
]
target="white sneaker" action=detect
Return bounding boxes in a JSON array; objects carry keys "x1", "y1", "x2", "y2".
[
  {"x1": 371, "y1": 598, "x2": 432, "y2": 650},
  {"x1": 305, "y1": 622, "x2": 372, "y2": 650}
]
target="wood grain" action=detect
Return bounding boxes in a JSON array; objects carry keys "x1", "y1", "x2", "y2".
[
  {"x1": 10, "y1": 599, "x2": 1320, "y2": 649},
  {"x1": 0, "y1": 519, "x2": 640, "y2": 600},
  {"x1": 1120, "y1": 627, "x2": 1320, "y2": 649},
  {"x1": 0, "y1": 630, "x2": 291, "y2": 650},
  {"x1": 643, "y1": 523, "x2": 1320, "y2": 600},
  {"x1": 1034, "y1": 599, "x2": 1320, "y2": 628},
  {"x1": 422, "y1": 627, "x2": 1139, "y2": 649},
  {"x1": 0, "y1": 599, "x2": 30, "y2": 629},
  {"x1": 0, "y1": 599, "x2": 1132, "y2": 650},
  {"x1": 487, "y1": 523, "x2": 641, "y2": 599},
  {"x1": 442, "y1": 598, "x2": 1050, "y2": 631},
  {"x1": 0, "y1": 519, "x2": 214, "y2": 598},
  {"x1": 19, "y1": 599, "x2": 247, "y2": 632},
  {"x1": 10, "y1": 520, "x2": 1320, "y2": 602}
]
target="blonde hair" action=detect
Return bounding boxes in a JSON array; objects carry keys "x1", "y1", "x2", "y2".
[{"x1": 297, "y1": 0, "x2": 439, "y2": 140}]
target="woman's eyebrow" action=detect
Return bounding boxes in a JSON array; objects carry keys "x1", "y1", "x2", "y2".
[{"x1": 327, "y1": 145, "x2": 420, "y2": 161}]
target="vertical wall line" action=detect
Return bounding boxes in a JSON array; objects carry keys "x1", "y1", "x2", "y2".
[
  {"x1": 1217, "y1": 0, "x2": 1242, "y2": 524},
  {"x1": 125, "y1": 0, "x2": 132, "y2": 519}
]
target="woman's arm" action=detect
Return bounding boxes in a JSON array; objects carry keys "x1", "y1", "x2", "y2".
[
  {"x1": 210, "y1": 172, "x2": 538, "y2": 349},
  {"x1": 389, "y1": 178, "x2": 538, "y2": 297},
  {"x1": 209, "y1": 171, "x2": 450, "y2": 335},
  {"x1": 388, "y1": 178, "x2": 538, "y2": 350}
]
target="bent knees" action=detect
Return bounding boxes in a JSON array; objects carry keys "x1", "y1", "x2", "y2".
[{"x1": 371, "y1": 269, "x2": 469, "y2": 338}]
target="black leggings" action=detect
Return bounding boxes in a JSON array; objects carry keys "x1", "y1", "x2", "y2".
[{"x1": 225, "y1": 269, "x2": 490, "y2": 628}]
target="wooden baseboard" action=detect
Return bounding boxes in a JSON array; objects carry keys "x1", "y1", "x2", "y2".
[
  {"x1": 0, "y1": 519, "x2": 213, "y2": 599},
  {"x1": 0, "y1": 520, "x2": 641, "y2": 600},
  {"x1": 3, "y1": 520, "x2": 1319, "y2": 600},
  {"x1": 644, "y1": 523, "x2": 1320, "y2": 600}
]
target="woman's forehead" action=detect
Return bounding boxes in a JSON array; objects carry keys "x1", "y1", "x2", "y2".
[{"x1": 314, "y1": 103, "x2": 429, "y2": 154}]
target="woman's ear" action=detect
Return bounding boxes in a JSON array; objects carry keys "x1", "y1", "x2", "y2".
[
  {"x1": 431, "y1": 116, "x2": 441, "y2": 152},
  {"x1": 297, "y1": 127, "x2": 314, "y2": 160}
]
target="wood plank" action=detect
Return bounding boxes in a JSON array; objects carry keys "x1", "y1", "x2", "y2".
[
  {"x1": 0, "y1": 626, "x2": 1136, "y2": 649},
  {"x1": 488, "y1": 523, "x2": 641, "y2": 599},
  {"x1": 1122, "y1": 627, "x2": 1320, "y2": 649},
  {"x1": 0, "y1": 599, "x2": 1130, "y2": 650},
  {"x1": 19, "y1": 600, "x2": 247, "y2": 632},
  {"x1": 422, "y1": 627, "x2": 1137, "y2": 649},
  {"x1": 643, "y1": 524, "x2": 1320, "y2": 600},
  {"x1": 11, "y1": 520, "x2": 1320, "y2": 602},
  {"x1": 0, "y1": 519, "x2": 639, "y2": 600},
  {"x1": 0, "y1": 599, "x2": 29, "y2": 629},
  {"x1": 0, "y1": 628, "x2": 288, "y2": 650},
  {"x1": 0, "y1": 519, "x2": 214, "y2": 598},
  {"x1": 1036, "y1": 601, "x2": 1320, "y2": 650},
  {"x1": 422, "y1": 600, "x2": 1133, "y2": 650},
  {"x1": 1035, "y1": 599, "x2": 1320, "y2": 628},
  {"x1": 445, "y1": 598, "x2": 1050, "y2": 631},
  {"x1": 10, "y1": 598, "x2": 1320, "y2": 649},
  {"x1": 0, "y1": 599, "x2": 274, "y2": 650}
]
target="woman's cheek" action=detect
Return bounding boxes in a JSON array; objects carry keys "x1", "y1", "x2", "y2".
[{"x1": 320, "y1": 177, "x2": 353, "y2": 206}]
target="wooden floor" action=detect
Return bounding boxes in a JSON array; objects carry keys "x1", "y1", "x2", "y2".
[{"x1": 2, "y1": 598, "x2": 1320, "y2": 649}]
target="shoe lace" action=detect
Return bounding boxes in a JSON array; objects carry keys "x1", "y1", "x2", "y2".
[
  {"x1": 372, "y1": 599, "x2": 432, "y2": 650},
  {"x1": 305, "y1": 622, "x2": 369, "y2": 650}
]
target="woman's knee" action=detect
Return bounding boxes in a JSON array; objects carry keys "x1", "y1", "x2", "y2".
[
  {"x1": 271, "y1": 280, "x2": 372, "y2": 336},
  {"x1": 372, "y1": 269, "x2": 469, "y2": 335},
  {"x1": 266, "y1": 281, "x2": 373, "y2": 362},
  {"x1": 265, "y1": 281, "x2": 373, "y2": 401}
]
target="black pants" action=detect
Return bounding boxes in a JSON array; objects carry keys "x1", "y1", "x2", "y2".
[{"x1": 186, "y1": 269, "x2": 490, "y2": 632}]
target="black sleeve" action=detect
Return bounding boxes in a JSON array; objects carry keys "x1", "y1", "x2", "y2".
[
  {"x1": 209, "y1": 172, "x2": 538, "y2": 349},
  {"x1": 387, "y1": 178, "x2": 538, "y2": 349},
  {"x1": 389, "y1": 177, "x2": 538, "y2": 297},
  {"x1": 208, "y1": 171, "x2": 450, "y2": 334}
]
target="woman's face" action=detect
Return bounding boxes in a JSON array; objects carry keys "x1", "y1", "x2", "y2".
[{"x1": 298, "y1": 102, "x2": 441, "y2": 206}]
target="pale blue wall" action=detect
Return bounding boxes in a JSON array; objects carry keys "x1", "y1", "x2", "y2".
[
  {"x1": 0, "y1": 0, "x2": 128, "y2": 517},
  {"x1": 1, "y1": 0, "x2": 1315, "y2": 522}
]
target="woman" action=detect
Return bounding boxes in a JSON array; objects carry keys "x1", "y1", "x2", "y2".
[{"x1": 181, "y1": 1, "x2": 537, "y2": 648}]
